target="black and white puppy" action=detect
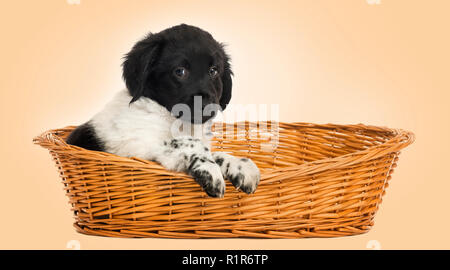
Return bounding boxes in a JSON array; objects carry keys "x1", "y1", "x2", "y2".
[{"x1": 66, "y1": 24, "x2": 260, "y2": 198}]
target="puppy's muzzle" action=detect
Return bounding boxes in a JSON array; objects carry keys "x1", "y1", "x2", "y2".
[{"x1": 186, "y1": 93, "x2": 220, "y2": 124}]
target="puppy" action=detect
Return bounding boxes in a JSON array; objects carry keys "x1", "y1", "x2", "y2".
[{"x1": 66, "y1": 24, "x2": 260, "y2": 198}]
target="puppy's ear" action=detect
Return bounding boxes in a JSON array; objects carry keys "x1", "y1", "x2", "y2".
[
  {"x1": 219, "y1": 48, "x2": 233, "y2": 111},
  {"x1": 122, "y1": 33, "x2": 162, "y2": 103}
]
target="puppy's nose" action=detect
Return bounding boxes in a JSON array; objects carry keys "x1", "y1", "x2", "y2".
[{"x1": 193, "y1": 92, "x2": 213, "y2": 106}]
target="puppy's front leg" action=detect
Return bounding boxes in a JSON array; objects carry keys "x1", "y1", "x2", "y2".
[
  {"x1": 212, "y1": 152, "x2": 260, "y2": 194},
  {"x1": 156, "y1": 137, "x2": 225, "y2": 198}
]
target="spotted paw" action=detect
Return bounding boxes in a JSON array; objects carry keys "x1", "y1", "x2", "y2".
[
  {"x1": 190, "y1": 160, "x2": 225, "y2": 198},
  {"x1": 213, "y1": 153, "x2": 260, "y2": 194}
]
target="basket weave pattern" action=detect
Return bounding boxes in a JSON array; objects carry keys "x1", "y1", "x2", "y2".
[{"x1": 33, "y1": 122, "x2": 414, "y2": 238}]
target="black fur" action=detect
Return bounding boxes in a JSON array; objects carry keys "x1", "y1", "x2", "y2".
[
  {"x1": 122, "y1": 24, "x2": 233, "y2": 124},
  {"x1": 214, "y1": 157, "x2": 224, "y2": 166},
  {"x1": 66, "y1": 122, "x2": 104, "y2": 151},
  {"x1": 229, "y1": 172, "x2": 244, "y2": 190},
  {"x1": 190, "y1": 169, "x2": 222, "y2": 198}
]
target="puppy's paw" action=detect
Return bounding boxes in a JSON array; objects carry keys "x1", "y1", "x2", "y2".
[
  {"x1": 191, "y1": 161, "x2": 225, "y2": 198},
  {"x1": 214, "y1": 153, "x2": 260, "y2": 194},
  {"x1": 229, "y1": 157, "x2": 260, "y2": 194}
]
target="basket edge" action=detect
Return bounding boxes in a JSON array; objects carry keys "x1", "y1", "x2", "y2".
[{"x1": 33, "y1": 123, "x2": 415, "y2": 180}]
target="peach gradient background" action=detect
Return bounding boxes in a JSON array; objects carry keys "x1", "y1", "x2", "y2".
[{"x1": 1, "y1": 0, "x2": 449, "y2": 249}]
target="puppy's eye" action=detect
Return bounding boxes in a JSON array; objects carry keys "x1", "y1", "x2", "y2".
[
  {"x1": 174, "y1": 67, "x2": 188, "y2": 79},
  {"x1": 209, "y1": 66, "x2": 219, "y2": 78}
]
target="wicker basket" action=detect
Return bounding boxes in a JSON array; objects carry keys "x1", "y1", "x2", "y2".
[{"x1": 33, "y1": 122, "x2": 413, "y2": 238}]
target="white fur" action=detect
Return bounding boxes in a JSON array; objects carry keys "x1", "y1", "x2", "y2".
[{"x1": 91, "y1": 89, "x2": 212, "y2": 164}]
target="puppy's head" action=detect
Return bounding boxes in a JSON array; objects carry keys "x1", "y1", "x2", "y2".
[{"x1": 123, "y1": 24, "x2": 232, "y2": 124}]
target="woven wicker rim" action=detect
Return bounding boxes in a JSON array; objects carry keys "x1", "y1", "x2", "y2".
[{"x1": 33, "y1": 121, "x2": 414, "y2": 177}]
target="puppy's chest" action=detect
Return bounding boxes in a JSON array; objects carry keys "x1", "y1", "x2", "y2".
[
  {"x1": 94, "y1": 110, "x2": 212, "y2": 159},
  {"x1": 91, "y1": 90, "x2": 213, "y2": 159}
]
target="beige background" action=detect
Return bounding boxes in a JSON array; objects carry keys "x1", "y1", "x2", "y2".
[{"x1": 1, "y1": 0, "x2": 449, "y2": 249}]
